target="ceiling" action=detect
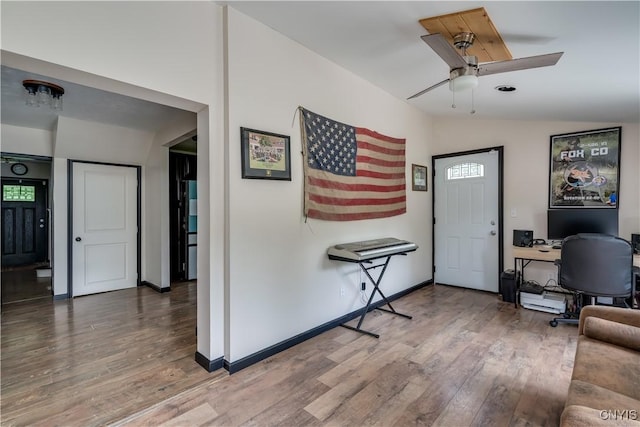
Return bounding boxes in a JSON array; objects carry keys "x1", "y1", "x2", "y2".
[
  {"x1": 1, "y1": 65, "x2": 192, "y2": 133},
  {"x1": 1, "y1": 1, "x2": 638, "y2": 134},
  {"x1": 227, "y1": 1, "x2": 639, "y2": 123}
]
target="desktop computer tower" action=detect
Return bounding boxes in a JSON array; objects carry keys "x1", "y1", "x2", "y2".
[
  {"x1": 513, "y1": 230, "x2": 533, "y2": 247},
  {"x1": 500, "y1": 269, "x2": 519, "y2": 303},
  {"x1": 632, "y1": 233, "x2": 640, "y2": 254}
]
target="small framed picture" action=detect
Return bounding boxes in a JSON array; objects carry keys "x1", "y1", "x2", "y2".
[
  {"x1": 412, "y1": 164, "x2": 428, "y2": 191},
  {"x1": 240, "y1": 127, "x2": 291, "y2": 180}
]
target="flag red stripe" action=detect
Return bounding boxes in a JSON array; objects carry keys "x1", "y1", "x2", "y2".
[
  {"x1": 308, "y1": 176, "x2": 405, "y2": 192},
  {"x1": 357, "y1": 141, "x2": 405, "y2": 156},
  {"x1": 356, "y1": 170, "x2": 405, "y2": 179},
  {"x1": 307, "y1": 208, "x2": 407, "y2": 221},
  {"x1": 356, "y1": 155, "x2": 405, "y2": 168},
  {"x1": 355, "y1": 127, "x2": 405, "y2": 144},
  {"x1": 309, "y1": 193, "x2": 406, "y2": 206}
]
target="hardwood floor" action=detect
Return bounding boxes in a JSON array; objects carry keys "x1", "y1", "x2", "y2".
[
  {"x1": 1, "y1": 282, "x2": 578, "y2": 426},
  {"x1": 115, "y1": 285, "x2": 577, "y2": 427},
  {"x1": 0, "y1": 281, "x2": 224, "y2": 426},
  {"x1": 1, "y1": 265, "x2": 52, "y2": 304}
]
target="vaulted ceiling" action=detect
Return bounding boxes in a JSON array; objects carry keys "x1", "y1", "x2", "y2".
[
  {"x1": 1, "y1": 1, "x2": 638, "y2": 135},
  {"x1": 228, "y1": 1, "x2": 639, "y2": 123}
]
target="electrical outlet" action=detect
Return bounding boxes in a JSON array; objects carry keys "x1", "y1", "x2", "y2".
[
  {"x1": 340, "y1": 286, "x2": 345, "y2": 297},
  {"x1": 361, "y1": 282, "x2": 366, "y2": 291}
]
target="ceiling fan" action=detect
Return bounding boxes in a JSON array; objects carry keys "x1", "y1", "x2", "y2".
[{"x1": 407, "y1": 31, "x2": 564, "y2": 100}]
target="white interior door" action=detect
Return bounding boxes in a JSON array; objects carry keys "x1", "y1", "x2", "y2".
[
  {"x1": 72, "y1": 162, "x2": 138, "y2": 296},
  {"x1": 434, "y1": 150, "x2": 500, "y2": 292}
]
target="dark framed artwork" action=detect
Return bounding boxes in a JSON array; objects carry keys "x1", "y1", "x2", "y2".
[
  {"x1": 240, "y1": 127, "x2": 291, "y2": 180},
  {"x1": 412, "y1": 164, "x2": 428, "y2": 191},
  {"x1": 549, "y1": 127, "x2": 621, "y2": 208}
]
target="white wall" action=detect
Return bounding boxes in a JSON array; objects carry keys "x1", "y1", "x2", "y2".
[
  {"x1": 143, "y1": 113, "x2": 197, "y2": 289},
  {"x1": 56, "y1": 117, "x2": 154, "y2": 164},
  {"x1": 2, "y1": 1, "x2": 225, "y2": 364},
  {"x1": 226, "y1": 9, "x2": 433, "y2": 362},
  {"x1": 432, "y1": 119, "x2": 640, "y2": 284},
  {"x1": 1, "y1": 124, "x2": 53, "y2": 156}
]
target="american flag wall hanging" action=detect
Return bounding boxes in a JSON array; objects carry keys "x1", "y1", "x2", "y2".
[{"x1": 299, "y1": 107, "x2": 407, "y2": 221}]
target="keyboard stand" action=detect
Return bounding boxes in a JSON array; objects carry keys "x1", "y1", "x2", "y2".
[{"x1": 340, "y1": 254, "x2": 413, "y2": 338}]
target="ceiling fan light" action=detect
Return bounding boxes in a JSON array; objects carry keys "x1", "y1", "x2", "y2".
[{"x1": 449, "y1": 75, "x2": 479, "y2": 92}]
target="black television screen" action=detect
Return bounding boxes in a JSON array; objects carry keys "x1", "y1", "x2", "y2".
[{"x1": 547, "y1": 209, "x2": 619, "y2": 241}]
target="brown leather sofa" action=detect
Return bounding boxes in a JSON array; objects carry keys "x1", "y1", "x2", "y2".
[{"x1": 561, "y1": 305, "x2": 640, "y2": 426}]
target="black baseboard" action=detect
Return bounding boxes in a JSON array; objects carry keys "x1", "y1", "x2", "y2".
[
  {"x1": 224, "y1": 279, "x2": 433, "y2": 374},
  {"x1": 142, "y1": 281, "x2": 170, "y2": 293},
  {"x1": 53, "y1": 293, "x2": 68, "y2": 300},
  {"x1": 195, "y1": 352, "x2": 224, "y2": 372}
]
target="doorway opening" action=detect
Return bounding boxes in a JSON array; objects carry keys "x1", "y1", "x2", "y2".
[
  {"x1": 169, "y1": 136, "x2": 198, "y2": 284},
  {"x1": 1, "y1": 154, "x2": 53, "y2": 304}
]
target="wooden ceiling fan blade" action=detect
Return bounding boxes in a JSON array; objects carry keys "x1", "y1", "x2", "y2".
[
  {"x1": 478, "y1": 52, "x2": 564, "y2": 76},
  {"x1": 420, "y1": 34, "x2": 468, "y2": 69},
  {"x1": 407, "y1": 79, "x2": 450, "y2": 100}
]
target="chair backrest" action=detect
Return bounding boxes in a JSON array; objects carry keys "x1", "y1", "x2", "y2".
[{"x1": 559, "y1": 233, "x2": 633, "y2": 297}]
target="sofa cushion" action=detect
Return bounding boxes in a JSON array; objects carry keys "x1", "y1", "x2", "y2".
[
  {"x1": 572, "y1": 336, "x2": 640, "y2": 400},
  {"x1": 584, "y1": 316, "x2": 640, "y2": 351},
  {"x1": 566, "y1": 380, "x2": 640, "y2": 414},
  {"x1": 562, "y1": 405, "x2": 640, "y2": 427}
]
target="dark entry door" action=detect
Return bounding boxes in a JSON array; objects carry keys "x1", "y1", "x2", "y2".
[{"x1": 1, "y1": 178, "x2": 48, "y2": 267}]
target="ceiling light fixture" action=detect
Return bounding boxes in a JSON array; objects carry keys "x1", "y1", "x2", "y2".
[
  {"x1": 22, "y1": 80, "x2": 64, "y2": 111},
  {"x1": 449, "y1": 74, "x2": 479, "y2": 92}
]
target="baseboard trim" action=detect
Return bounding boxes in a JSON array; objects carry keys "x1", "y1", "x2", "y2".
[
  {"x1": 142, "y1": 281, "x2": 170, "y2": 293},
  {"x1": 53, "y1": 293, "x2": 68, "y2": 300},
  {"x1": 195, "y1": 352, "x2": 224, "y2": 372},
  {"x1": 224, "y1": 279, "x2": 433, "y2": 374}
]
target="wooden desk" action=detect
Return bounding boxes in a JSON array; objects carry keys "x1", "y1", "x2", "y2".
[
  {"x1": 512, "y1": 246, "x2": 640, "y2": 308},
  {"x1": 513, "y1": 246, "x2": 640, "y2": 266}
]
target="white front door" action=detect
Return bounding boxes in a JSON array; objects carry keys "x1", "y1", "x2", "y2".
[
  {"x1": 434, "y1": 150, "x2": 500, "y2": 292},
  {"x1": 72, "y1": 162, "x2": 138, "y2": 296}
]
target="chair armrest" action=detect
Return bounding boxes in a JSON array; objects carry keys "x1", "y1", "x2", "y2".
[{"x1": 578, "y1": 305, "x2": 640, "y2": 335}]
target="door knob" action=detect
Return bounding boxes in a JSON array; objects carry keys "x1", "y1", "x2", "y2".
[{"x1": 75, "y1": 237, "x2": 82, "y2": 242}]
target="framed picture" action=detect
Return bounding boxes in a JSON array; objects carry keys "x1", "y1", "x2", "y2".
[
  {"x1": 240, "y1": 127, "x2": 291, "y2": 180},
  {"x1": 412, "y1": 164, "x2": 428, "y2": 191},
  {"x1": 549, "y1": 127, "x2": 621, "y2": 208}
]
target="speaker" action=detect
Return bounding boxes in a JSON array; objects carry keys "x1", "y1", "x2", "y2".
[
  {"x1": 632, "y1": 233, "x2": 640, "y2": 254},
  {"x1": 513, "y1": 229, "x2": 533, "y2": 247}
]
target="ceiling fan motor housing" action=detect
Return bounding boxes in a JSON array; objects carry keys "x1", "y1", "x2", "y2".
[{"x1": 453, "y1": 32, "x2": 476, "y2": 51}]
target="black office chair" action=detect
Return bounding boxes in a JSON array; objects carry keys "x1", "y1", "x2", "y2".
[{"x1": 549, "y1": 233, "x2": 634, "y2": 327}]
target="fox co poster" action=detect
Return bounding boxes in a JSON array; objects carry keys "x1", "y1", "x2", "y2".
[{"x1": 549, "y1": 127, "x2": 621, "y2": 208}]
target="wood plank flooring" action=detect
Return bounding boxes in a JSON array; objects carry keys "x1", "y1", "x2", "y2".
[
  {"x1": 1, "y1": 265, "x2": 52, "y2": 304},
  {"x1": 113, "y1": 285, "x2": 578, "y2": 427},
  {"x1": 1, "y1": 281, "x2": 578, "y2": 426},
  {"x1": 1, "y1": 281, "x2": 224, "y2": 426}
]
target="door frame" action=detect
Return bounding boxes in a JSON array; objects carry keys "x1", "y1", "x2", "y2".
[
  {"x1": 431, "y1": 146, "x2": 505, "y2": 289},
  {"x1": 67, "y1": 159, "x2": 142, "y2": 297}
]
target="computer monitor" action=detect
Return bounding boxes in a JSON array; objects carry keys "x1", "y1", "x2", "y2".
[{"x1": 547, "y1": 209, "x2": 619, "y2": 241}]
